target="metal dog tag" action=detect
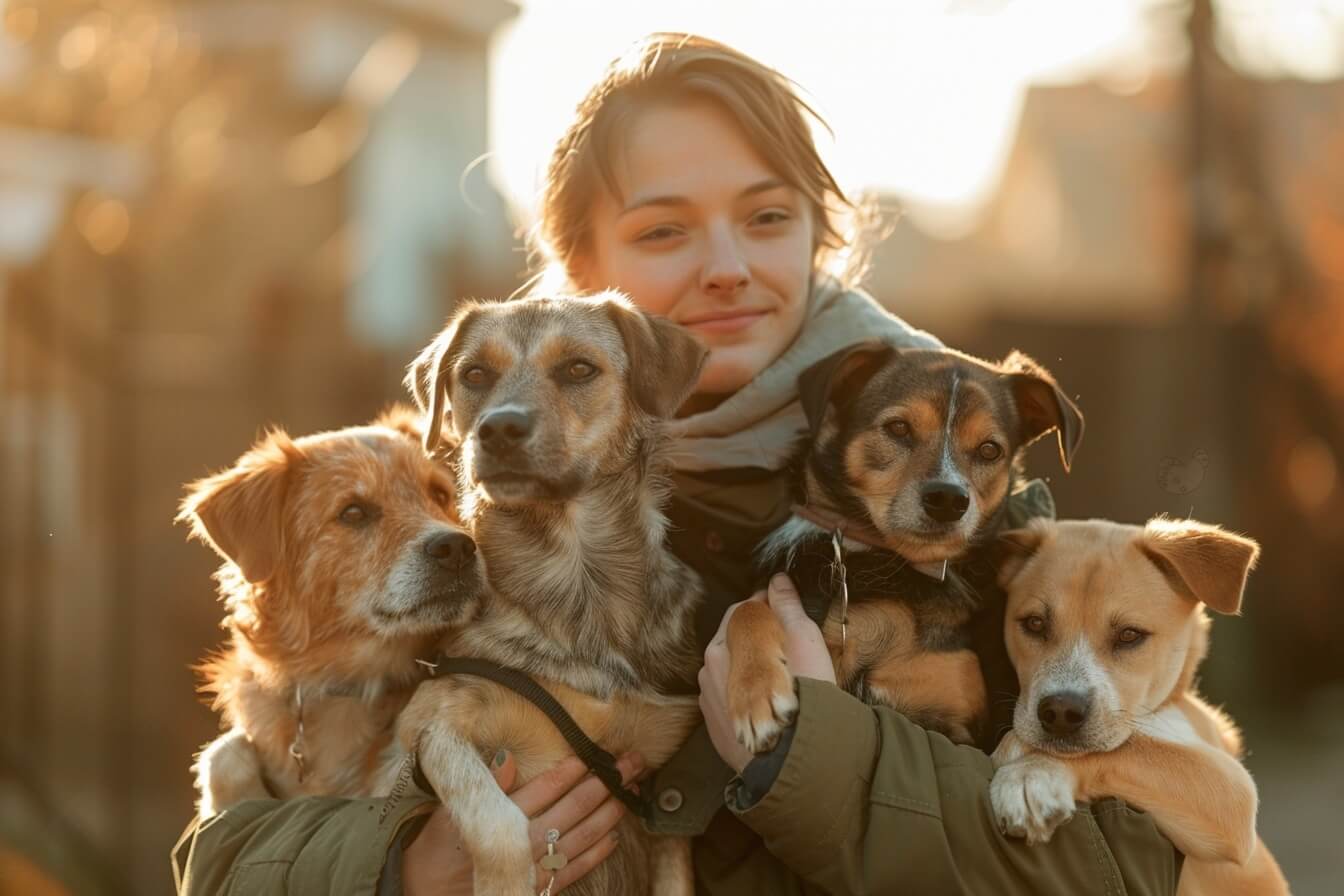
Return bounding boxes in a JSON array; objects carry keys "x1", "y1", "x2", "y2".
[{"x1": 541, "y1": 854, "x2": 568, "y2": 872}]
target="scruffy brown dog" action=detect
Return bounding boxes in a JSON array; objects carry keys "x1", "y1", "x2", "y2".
[
  {"x1": 184, "y1": 407, "x2": 481, "y2": 818},
  {"x1": 730, "y1": 343, "x2": 1083, "y2": 752},
  {"x1": 990, "y1": 517, "x2": 1289, "y2": 895},
  {"x1": 396, "y1": 293, "x2": 709, "y2": 896}
]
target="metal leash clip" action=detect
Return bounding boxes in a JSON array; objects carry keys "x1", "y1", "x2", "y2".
[{"x1": 831, "y1": 528, "x2": 850, "y2": 656}]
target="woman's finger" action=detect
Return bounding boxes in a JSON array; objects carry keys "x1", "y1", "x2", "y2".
[
  {"x1": 508, "y1": 756, "x2": 589, "y2": 817},
  {"x1": 544, "y1": 830, "x2": 621, "y2": 893},
  {"x1": 767, "y1": 573, "x2": 835, "y2": 683},
  {"x1": 529, "y1": 753, "x2": 642, "y2": 855},
  {"x1": 538, "y1": 795, "x2": 623, "y2": 872}
]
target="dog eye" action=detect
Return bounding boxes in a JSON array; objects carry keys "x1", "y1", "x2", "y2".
[
  {"x1": 1116, "y1": 627, "x2": 1149, "y2": 649},
  {"x1": 884, "y1": 419, "x2": 911, "y2": 439},
  {"x1": 339, "y1": 503, "x2": 371, "y2": 526},
  {"x1": 563, "y1": 360, "x2": 599, "y2": 383},
  {"x1": 1020, "y1": 614, "x2": 1048, "y2": 638},
  {"x1": 429, "y1": 486, "x2": 451, "y2": 507},
  {"x1": 977, "y1": 441, "x2": 1003, "y2": 461},
  {"x1": 462, "y1": 366, "x2": 490, "y2": 388}
]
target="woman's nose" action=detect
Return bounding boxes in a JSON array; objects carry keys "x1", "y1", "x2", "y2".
[{"x1": 700, "y1": 227, "x2": 750, "y2": 297}]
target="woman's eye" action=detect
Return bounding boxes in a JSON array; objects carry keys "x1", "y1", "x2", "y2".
[
  {"x1": 564, "y1": 360, "x2": 599, "y2": 383},
  {"x1": 885, "y1": 419, "x2": 911, "y2": 439},
  {"x1": 750, "y1": 209, "x2": 791, "y2": 226},
  {"x1": 462, "y1": 366, "x2": 489, "y2": 388},
  {"x1": 635, "y1": 225, "x2": 681, "y2": 243},
  {"x1": 977, "y1": 441, "x2": 1004, "y2": 461},
  {"x1": 339, "y1": 504, "x2": 369, "y2": 526},
  {"x1": 1116, "y1": 627, "x2": 1148, "y2": 649},
  {"x1": 1020, "y1": 614, "x2": 1048, "y2": 638}
]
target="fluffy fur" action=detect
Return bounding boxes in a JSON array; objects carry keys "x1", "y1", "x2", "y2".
[
  {"x1": 184, "y1": 406, "x2": 481, "y2": 817},
  {"x1": 397, "y1": 293, "x2": 707, "y2": 896}
]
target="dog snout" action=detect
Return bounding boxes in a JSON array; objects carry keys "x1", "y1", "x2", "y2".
[
  {"x1": 920, "y1": 480, "x2": 970, "y2": 523},
  {"x1": 477, "y1": 409, "x2": 534, "y2": 454},
  {"x1": 1037, "y1": 691, "x2": 1092, "y2": 737},
  {"x1": 423, "y1": 530, "x2": 476, "y2": 570}
]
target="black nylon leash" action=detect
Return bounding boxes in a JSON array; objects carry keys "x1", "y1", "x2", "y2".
[{"x1": 419, "y1": 654, "x2": 652, "y2": 821}]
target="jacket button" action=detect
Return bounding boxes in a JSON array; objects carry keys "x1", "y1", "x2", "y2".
[
  {"x1": 657, "y1": 787, "x2": 684, "y2": 813},
  {"x1": 704, "y1": 530, "x2": 724, "y2": 553}
]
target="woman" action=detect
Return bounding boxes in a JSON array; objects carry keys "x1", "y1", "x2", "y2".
[{"x1": 174, "y1": 34, "x2": 1180, "y2": 895}]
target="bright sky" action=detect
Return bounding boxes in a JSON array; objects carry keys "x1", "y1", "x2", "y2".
[
  {"x1": 487, "y1": 0, "x2": 1168, "y2": 224},
  {"x1": 487, "y1": 0, "x2": 1344, "y2": 226}
]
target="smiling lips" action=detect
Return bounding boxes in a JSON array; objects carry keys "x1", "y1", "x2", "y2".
[{"x1": 679, "y1": 308, "x2": 769, "y2": 335}]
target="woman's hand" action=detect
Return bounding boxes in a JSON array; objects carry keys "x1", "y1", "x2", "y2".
[
  {"x1": 699, "y1": 573, "x2": 835, "y2": 773},
  {"x1": 402, "y1": 751, "x2": 642, "y2": 895}
]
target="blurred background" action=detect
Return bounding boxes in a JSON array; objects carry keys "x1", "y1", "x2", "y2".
[{"x1": 2, "y1": 0, "x2": 1342, "y2": 892}]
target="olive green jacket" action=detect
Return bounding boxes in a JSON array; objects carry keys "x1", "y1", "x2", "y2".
[{"x1": 172, "y1": 480, "x2": 1180, "y2": 894}]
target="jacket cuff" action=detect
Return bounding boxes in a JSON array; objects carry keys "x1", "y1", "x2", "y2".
[{"x1": 728, "y1": 677, "x2": 878, "y2": 875}]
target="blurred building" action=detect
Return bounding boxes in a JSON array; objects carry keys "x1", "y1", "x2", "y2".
[{"x1": 1, "y1": 1, "x2": 518, "y2": 893}]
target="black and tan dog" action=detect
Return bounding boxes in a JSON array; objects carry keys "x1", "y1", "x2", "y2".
[
  {"x1": 729, "y1": 343, "x2": 1084, "y2": 753},
  {"x1": 396, "y1": 293, "x2": 708, "y2": 896}
]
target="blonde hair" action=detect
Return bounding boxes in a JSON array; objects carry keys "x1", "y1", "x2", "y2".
[{"x1": 530, "y1": 33, "x2": 876, "y2": 292}]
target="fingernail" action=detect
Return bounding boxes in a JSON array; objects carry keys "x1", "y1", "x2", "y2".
[{"x1": 492, "y1": 749, "x2": 507, "y2": 768}]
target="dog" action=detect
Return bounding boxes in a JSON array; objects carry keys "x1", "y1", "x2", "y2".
[
  {"x1": 183, "y1": 406, "x2": 482, "y2": 818},
  {"x1": 729, "y1": 343, "x2": 1084, "y2": 754},
  {"x1": 989, "y1": 517, "x2": 1289, "y2": 895},
  {"x1": 396, "y1": 292, "x2": 708, "y2": 896}
]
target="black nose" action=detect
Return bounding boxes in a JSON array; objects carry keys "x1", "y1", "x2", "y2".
[
  {"x1": 1037, "y1": 692, "x2": 1091, "y2": 737},
  {"x1": 424, "y1": 531, "x2": 476, "y2": 570},
  {"x1": 920, "y1": 481, "x2": 970, "y2": 523},
  {"x1": 477, "y1": 409, "x2": 534, "y2": 454}
]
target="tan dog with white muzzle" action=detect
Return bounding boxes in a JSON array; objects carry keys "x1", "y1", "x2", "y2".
[{"x1": 990, "y1": 518, "x2": 1289, "y2": 895}]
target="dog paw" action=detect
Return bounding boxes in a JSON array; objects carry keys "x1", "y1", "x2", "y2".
[
  {"x1": 467, "y1": 808, "x2": 535, "y2": 896},
  {"x1": 991, "y1": 757, "x2": 1077, "y2": 845},
  {"x1": 728, "y1": 660, "x2": 798, "y2": 754}
]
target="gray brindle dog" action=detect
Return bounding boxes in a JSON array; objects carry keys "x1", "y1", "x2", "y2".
[{"x1": 396, "y1": 292, "x2": 707, "y2": 896}]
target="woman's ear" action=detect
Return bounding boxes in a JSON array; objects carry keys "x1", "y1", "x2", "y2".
[
  {"x1": 797, "y1": 342, "x2": 896, "y2": 435},
  {"x1": 178, "y1": 432, "x2": 302, "y2": 584}
]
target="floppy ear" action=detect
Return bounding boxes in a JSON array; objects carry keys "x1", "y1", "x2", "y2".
[
  {"x1": 178, "y1": 432, "x2": 300, "y2": 584},
  {"x1": 996, "y1": 522, "x2": 1049, "y2": 588},
  {"x1": 404, "y1": 304, "x2": 482, "y2": 453},
  {"x1": 797, "y1": 341, "x2": 897, "y2": 434},
  {"x1": 1139, "y1": 518, "x2": 1260, "y2": 615},
  {"x1": 1002, "y1": 351, "x2": 1085, "y2": 472},
  {"x1": 602, "y1": 295, "x2": 708, "y2": 419},
  {"x1": 372, "y1": 403, "x2": 455, "y2": 455}
]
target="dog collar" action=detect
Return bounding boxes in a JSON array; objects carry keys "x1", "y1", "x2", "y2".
[{"x1": 789, "y1": 503, "x2": 949, "y2": 581}]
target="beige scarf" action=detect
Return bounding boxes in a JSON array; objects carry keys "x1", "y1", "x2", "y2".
[{"x1": 668, "y1": 278, "x2": 941, "y2": 473}]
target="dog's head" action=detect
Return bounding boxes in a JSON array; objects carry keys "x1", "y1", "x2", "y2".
[
  {"x1": 799, "y1": 344, "x2": 1083, "y2": 563},
  {"x1": 405, "y1": 292, "x2": 707, "y2": 508},
  {"x1": 996, "y1": 517, "x2": 1259, "y2": 755},
  {"x1": 179, "y1": 405, "x2": 482, "y2": 646}
]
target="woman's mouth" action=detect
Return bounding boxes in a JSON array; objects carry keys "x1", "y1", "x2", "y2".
[{"x1": 680, "y1": 309, "x2": 769, "y2": 335}]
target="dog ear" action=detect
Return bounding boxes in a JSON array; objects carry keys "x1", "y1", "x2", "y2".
[
  {"x1": 178, "y1": 432, "x2": 301, "y2": 584},
  {"x1": 602, "y1": 295, "x2": 708, "y2": 419},
  {"x1": 1139, "y1": 518, "x2": 1260, "y2": 615},
  {"x1": 798, "y1": 342, "x2": 896, "y2": 434},
  {"x1": 996, "y1": 522, "x2": 1048, "y2": 587},
  {"x1": 372, "y1": 403, "x2": 455, "y2": 454},
  {"x1": 404, "y1": 304, "x2": 482, "y2": 453},
  {"x1": 1002, "y1": 351, "x2": 1085, "y2": 473}
]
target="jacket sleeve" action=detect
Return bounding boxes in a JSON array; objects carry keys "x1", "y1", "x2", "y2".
[
  {"x1": 171, "y1": 789, "x2": 435, "y2": 896},
  {"x1": 730, "y1": 677, "x2": 1180, "y2": 896}
]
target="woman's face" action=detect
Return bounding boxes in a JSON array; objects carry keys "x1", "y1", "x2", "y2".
[{"x1": 575, "y1": 100, "x2": 814, "y2": 401}]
